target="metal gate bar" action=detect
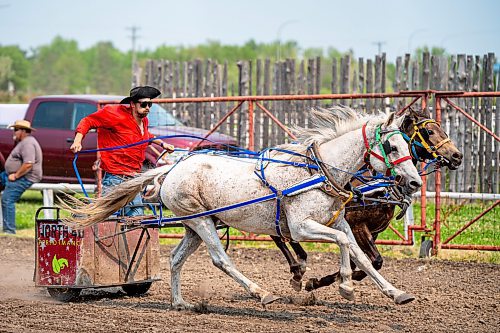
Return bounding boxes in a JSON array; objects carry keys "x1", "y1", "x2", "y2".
[{"x1": 102, "y1": 90, "x2": 500, "y2": 255}]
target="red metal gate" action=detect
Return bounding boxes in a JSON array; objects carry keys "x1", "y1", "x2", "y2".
[{"x1": 116, "y1": 90, "x2": 499, "y2": 255}]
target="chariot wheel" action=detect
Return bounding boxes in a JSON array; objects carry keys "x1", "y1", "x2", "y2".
[
  {"x1": 419, "y1": 239, "x2": 433, "y2": 258},
  {"x1": 47, "y1": 287, "x2": 81, "y2": 302},
  {"x1": 121, "y1": 282, "x2": 152, "y2": 296}
]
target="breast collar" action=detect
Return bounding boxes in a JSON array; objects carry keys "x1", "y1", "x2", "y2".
[{"x1": 306, "y1": 142, "x2": 352, "y2": 199}]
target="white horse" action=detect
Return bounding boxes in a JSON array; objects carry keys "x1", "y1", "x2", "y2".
[{"x1": 63, "y1": 106, "x2": 422, "y2": 309}]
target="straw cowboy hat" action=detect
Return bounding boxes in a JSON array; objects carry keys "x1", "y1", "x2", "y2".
[
  {"x1": 120, "y1": 86, "x2": 161, "y2": 104},
  {"x1": 8, "y1": 119, "x2": 36, "y2": 131}
]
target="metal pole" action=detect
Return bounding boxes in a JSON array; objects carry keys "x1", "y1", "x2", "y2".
[
  {"x1": 433, "y1": 97, "x2": 442, "y2": 255},
  {"x1": 248, "y1": 101, "x2": 255, "y2": 150}
]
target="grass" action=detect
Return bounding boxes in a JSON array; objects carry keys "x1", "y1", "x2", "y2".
[{"x1": 5, "y1": 190, "x2": 499, "y2": 264}]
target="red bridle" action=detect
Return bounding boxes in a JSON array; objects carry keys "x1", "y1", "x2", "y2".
[{"x1": 362, "y1": 123, "x2": 413, "y2": 177}]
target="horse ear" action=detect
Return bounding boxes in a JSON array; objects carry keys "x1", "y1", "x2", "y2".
[
  {"x1": 409, "y1": 106, "x2": 431, "y2": 119},
  {"x1": 385, "y1": 112, "x2": 405, "y2": 128},
  {"x1": 393, "y1": 114, "x2": 406, "y2": 128},
  {"x1": 384, "y1": 112, "x2": 396, "y2": 127},
  {"x1": 420, "y1": 107, "x2": 431, "y2": 118}
]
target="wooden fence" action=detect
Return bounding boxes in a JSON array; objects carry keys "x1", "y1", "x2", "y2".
[{"x1": 141, "y1": 52, "x2": 498, "y2": 193}]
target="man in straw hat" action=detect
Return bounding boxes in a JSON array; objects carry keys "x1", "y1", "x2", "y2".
[
  {"x1": 70, "y1": 85, "x2": 174, "y2": 216},
  {"x1": 1, "y1": 120, "x2": 43, "y2": 234}
]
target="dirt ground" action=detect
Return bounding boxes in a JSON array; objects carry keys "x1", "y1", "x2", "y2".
[{"x1": 0, "y1": 235, "x2": 498, "y2": 333}]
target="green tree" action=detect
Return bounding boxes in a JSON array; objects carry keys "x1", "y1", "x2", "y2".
[
  {"x1": 0, "y1": 45, "x2": 30, "y2": 92},
  {"x1": 30, "y1": 36, "x2": 87, "y2": 94},
  {"x1": 83, "y1": 41, "x2": 130, "y2": 94},
  {"x1": 415, "y1": 46, "x2": 447, "y2": 58}
]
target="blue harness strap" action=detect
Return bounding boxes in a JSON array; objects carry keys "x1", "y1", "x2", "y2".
[
  {"x1": 73, "y1": 135, "x2": 404, "y2": 238},
  {"x1": 140, "y1": 174, "x2": 327, "y2": 234}
]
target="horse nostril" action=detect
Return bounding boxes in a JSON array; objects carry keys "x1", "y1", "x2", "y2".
[
  {"x1": 409, "y1": 180, "x2": 421, "y2": 189},
  {"x1": 453, "y1": 152, "x2": 463, "y2": 160}
]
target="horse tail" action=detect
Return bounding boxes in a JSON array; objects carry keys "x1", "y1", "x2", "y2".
[{"x1": 59, "y1": 165, "x2": 172, "y2": 228}]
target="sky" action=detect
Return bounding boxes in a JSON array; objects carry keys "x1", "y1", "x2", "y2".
[{"x1": 1, "y1": 0, "x2": 499, "y2": 61}]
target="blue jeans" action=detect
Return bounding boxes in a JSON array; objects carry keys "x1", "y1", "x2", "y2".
[
  {"x1": 102, "y1": 172, "x2": 144, "y2": 216},
  {"x1": 1, "y1": 171, "x2": 33, "y2": 234}
]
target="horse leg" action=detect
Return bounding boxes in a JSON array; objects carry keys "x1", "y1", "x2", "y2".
[
  {"x1": 351, "y1": 224, "x2": 382, "y2": 281},
  {"x1": 370, "y1": 233, "x2": 384, "y2": 271},
  {"x1": 287, "y1": 217, "x2": 354, "y2": 301},
  {"x1": 352, "y1": 228, "x2": 384, "y2": 281},
  {"x1": 185, "y1": 218, "x2": 280, "y2": 306},
  {"x1": 270, "y1": 236, "x2": 306, "y2": 291},
  {"x1": 170, "y1": 226, "x2": 203, "y2": 310},
  {"x1": 289, "y1": 241, "x2": 308, "y2": 274},
  {"x1": 305, "y1": 222, "x2": 383, "y2": 290},
  {"x1": 335, "y1": 218, "x2": 415, "y2": 304},
  {"x1": 289, "y1": 241, "x2": 308, "y2": 290}
]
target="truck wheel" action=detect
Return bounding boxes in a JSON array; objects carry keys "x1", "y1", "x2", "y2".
[
  {"x1": 122, "y1": 282, "x2": 152, "y2": 296},
  {"x1": 47, "y1": 287, "x2": 81, "y2": 302},
  {"x1": 419, "y1": 239, "x2": 433, "y2": 258},
  {"x1": 142, "y1": 160, "x2": 155, "y2": 172},
  {"x1": 0, "y1": 152, "x2": 5, "y2": 172}
]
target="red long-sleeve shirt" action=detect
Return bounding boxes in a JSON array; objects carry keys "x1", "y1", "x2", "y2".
[{"x1": 76, "y1": 104, "x2": 153, "y2": 176}]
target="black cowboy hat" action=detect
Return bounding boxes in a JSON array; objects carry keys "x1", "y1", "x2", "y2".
[{"x1": 120, "y1": 86, "x2": 161, "y2": 104}]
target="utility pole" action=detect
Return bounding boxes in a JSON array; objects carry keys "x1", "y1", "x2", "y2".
[
  {"x1": 276, "y1": 20, "x2": 298, "y2": 62},
  {"x1": 127, "y1": 26, "x2": 140, "y2": 87},
  {"x1": 372, "y1": 41, "x2": 386, "y2": 56}
]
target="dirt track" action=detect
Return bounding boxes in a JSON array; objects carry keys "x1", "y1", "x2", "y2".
[{"x1": 0, "y1": 235, "x2": 498, "y2": 333}]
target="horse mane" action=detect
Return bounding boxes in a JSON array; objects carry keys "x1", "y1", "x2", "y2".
[{"x1": 277, "y1": 105, "x2": 386, "y2": 159}]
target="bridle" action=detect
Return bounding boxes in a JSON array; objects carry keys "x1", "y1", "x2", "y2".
[
  {"x1": 362, "y1": 123, "x2": 413, "y2": 177},
  {"x1": 404, "y1": 119, "x2": 451, "y2": 163}
]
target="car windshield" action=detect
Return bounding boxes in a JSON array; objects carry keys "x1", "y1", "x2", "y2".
[{"x1": 148, "y1": 104, "x2": 183, "y2": 127}]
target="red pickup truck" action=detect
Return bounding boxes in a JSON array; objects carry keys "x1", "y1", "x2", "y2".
[{"x1": 0, "y1": 95, "x2": 237, "y2": 184}]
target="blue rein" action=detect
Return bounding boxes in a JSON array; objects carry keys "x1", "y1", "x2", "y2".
[{"x1": 71, "y1": 135, "x2": 406, "y2": 239}]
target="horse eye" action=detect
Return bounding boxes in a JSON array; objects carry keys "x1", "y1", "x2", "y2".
[
  {"x1": 427, "y1": 130, "x2": 434, "y2": 135},
  {"x1": 391, "y1": 147, "x2": 398, "y2": 153}
]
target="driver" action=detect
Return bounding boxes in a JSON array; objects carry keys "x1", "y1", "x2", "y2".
[{"x1": 70, "y1": 85, "x2": 174, "y2": 216}]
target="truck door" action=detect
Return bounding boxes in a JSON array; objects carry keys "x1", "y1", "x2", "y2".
[{"x1": 30, "y1": 100, "x2": 98, "y2": 183}]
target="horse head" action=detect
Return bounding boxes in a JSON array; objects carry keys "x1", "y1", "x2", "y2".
[
  {"x1": 402, "y1": 108, "x2": 463, "y2": 170},
  {"x1": 364, "y1": 112, "x2": 422, "y2": 194}
]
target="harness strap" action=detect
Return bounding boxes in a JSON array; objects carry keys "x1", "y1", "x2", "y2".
[
  {"x1": 307, "y1": 143, "x2": 352, "y2": 199},
  {"x1": 392, "y1": 155, "x2": 413, "y2": 165},
  {"x1": 362, "y1": 123, "x2": 385, "y2": 162},
  {"x1": 362, "y1": 123, "x2": 412, "y2": 177},
  {"x1": 253, "y1": 171, "x2": 328, "y2": 240},
  {"x1": 410, "y1": 120, "x2": 451, "y2": 161},
  {"x1": 325, "y1": 191, "x2": 354, "y2": 227},
  {"x1": 433, "y1": 137, "x2": 451, "y2": 150}
]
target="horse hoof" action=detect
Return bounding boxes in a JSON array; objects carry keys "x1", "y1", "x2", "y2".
[
  {"x1": 394, "y1": 293, "x2": 415, "y2": 305},
  {"x1": 171, "y1": 302, "x2": 195, "y2": 311},
  {"x1": 261, "y1": 294, "x2": 281, "y2": 305},
  {"x1": 339, "y1": 285, "x2": 355, "y2": 301},
  {"x1": 290, "y1": 278, "x2": 302, "y2": 292},
  {"x1": 304, "y1": 278, "x2": 317, "y2": 292}
]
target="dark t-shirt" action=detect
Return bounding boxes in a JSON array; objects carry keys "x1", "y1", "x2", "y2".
[{"x1": 5, "y1": 135, "x2": 43, "y2": 183}]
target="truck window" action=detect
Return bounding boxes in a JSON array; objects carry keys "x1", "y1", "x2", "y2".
[
  {"x1": 32, "y1": 102, "x2": 72, "y2": 130},
  {"x1": 72, "y1": 103, "x2": 97, "y2": 130}
]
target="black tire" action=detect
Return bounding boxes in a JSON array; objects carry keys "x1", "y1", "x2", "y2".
[
  {"x1": 419, "y1": 239, "x2": 433, "y2": 258},
  {"x1": 121, "y1": 282, "x2": 152, "y2": 296},
  {"x1": 142, "y1": 160, "x2": 156, "y2": 172},
  {"x1": 47, "y1": 287, "x2": 81, "y2": 302}
]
